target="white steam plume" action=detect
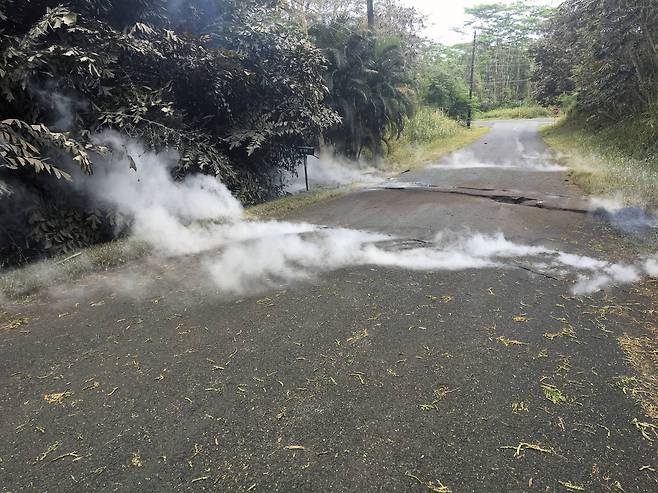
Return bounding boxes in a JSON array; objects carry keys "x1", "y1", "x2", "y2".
[
  {"x1": 645, "y1": 257, "x2": 658, "y2": 277},
  {"x1": 429, "y1": 149, "x2": 567, "y2": 172},
  {"x1": 81, "y1": 132, "x2": 243, "y2": 254},
  {"x1": 588, "y1": 194, "x2": 658, "y2": 233},
  {"x1": 284, "y1": 151, "x2": 383, "y2": 192},
  {"x1": 64, "y1": 133, "x2": 657, "y2": 298},
  {"x1": 203, "y1": 228, "x2": 655, "y2": 296}
]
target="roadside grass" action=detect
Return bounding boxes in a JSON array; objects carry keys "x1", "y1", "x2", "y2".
[
  {"x1": 0, "y1": 239, "x2": 152, "y2": 300},
  {"x1": 541, "y1": 118, "x2": 658, "y2": 208},
  {"x1": 386, "y1": 107, "x2": 489, "y2": 170},
  {"x1": 245, "y1": 187, "x2": 348, "y2": 219},
  {"x1": 477, "y1": 105, "x2": 554, "y2": 120},
  {"x1": 614, "y1": 280, "x2": 658, "y2": 421}
]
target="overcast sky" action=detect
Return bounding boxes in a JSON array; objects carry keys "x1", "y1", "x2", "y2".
[{"x1": 398, "y1": 0, "x2": 564, "y2": 44}]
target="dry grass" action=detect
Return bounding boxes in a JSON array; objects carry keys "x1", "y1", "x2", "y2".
[
  {"x1": 541, "y1": 119, "x2": 658, "y2": 209},
  {"x1": 613, "y1": 280, "x2": 658, "y2": 421},
  {"x1": 617, "y1": 335, "x2": 658, "y2": 421}
]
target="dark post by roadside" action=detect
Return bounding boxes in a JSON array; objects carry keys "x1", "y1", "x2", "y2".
[{"x1": 297, "y1": 146, "x2": 316, "y2": 191}]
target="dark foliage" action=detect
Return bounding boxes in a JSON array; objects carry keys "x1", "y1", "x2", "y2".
[
  {"x1": 0, "y1": 0, "x2": 339, "y2": 264},
  {"x1": 533, "y1": 0, "x2": 658, "y2": 125},
  {"x1": 311, "y1": 21, "x2": 415, "y2": 158}
]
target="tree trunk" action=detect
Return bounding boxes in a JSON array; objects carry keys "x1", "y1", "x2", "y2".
[{"x1": 367, "y1": 0, "x2": 374, "y2": 28}]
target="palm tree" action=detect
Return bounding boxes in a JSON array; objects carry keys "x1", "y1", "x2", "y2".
[{"x1": 311, "y1": 22, "x2": 415, "y2": 158}]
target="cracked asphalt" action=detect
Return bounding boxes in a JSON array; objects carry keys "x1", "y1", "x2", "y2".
[{"x1": 1, "y1": 119, "x2": 656, "y2": 492}]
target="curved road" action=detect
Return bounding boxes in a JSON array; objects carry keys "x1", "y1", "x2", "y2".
[{"x1": 1, "y1": 120, "x2": 656, "y2": 492}]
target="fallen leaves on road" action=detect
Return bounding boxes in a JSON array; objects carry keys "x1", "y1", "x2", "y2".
[
  {"x1": 513, "y1": 315, "x2": 528, "y2": 322},
  {"x1": 34, "y1": 441, "x2": 61, "y2": 463},
  {"x1": 131, "y1": 452, "x2": 143, "y2": 467},
  {"x1": 426, "y1": 294, "x2": 454, "y2": 304},
  {"x1": 542, "y1": 383, "x2": 567, "y2": 404},
  {"x1": 500, "y1": 442, "x2": 555, "y2": 458},
  {"x1": 558, "y1": 480, "x2": 585, "y2": 491},
  {"x1": 82, "y1": 380, "x2": 100, "y2": 391},
  {"x1": 544, "y1": 326, "x2": 577, "y2": 340},
  {"x1": 44, "y1": 391, "x2": 73, "y2": 404},
  {"x1": 284, "y1": 445, "x2": 305, "y2": 451},
  {"x1": 433, "y1": 386, "x2": 457, "y2": 399},
  {"x1": 497, "y1": 336, "x2": 528, "y2": 347},
  {"x1": 50, "y1": 451, "x2": 81, "y2": 463},
  {"x1": 350, "y1": 372, "x2": 366, "y2": 385},
  {"x1": 512, "y1": 401, "x2": 529, "y2": 413},
  {"x1": 1, "y1": 317, "x2": 28, "y2": 330},
  {"x1": 631, "y1": 418, "x2": 658, "y2": 441},
  {"x1": 404, "y1": 471, "x2": 451, "y2": 492},
  {"x1": 346, "y1": 328, "x2": 368, "y2": 344}
]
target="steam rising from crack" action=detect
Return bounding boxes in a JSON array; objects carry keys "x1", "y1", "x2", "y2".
[
  {"x1": 284, "y1": 151, "x2": 383, "y2": 192},
  {"x1": 429, "y1": 149, "x2": 567, "y2": 172},
  {"x1": 589, "y1": 194, "x2": 658, "y2": 234},
  {"x1": 76, "y1": 134, "x2": 656, "y2": 297}
]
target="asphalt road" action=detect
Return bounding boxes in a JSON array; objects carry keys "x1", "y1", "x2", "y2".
[{"x1": 1, "y1": 120, "x2": 656, "y2": 492}]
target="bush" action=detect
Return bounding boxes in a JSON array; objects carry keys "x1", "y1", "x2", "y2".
[
  {"x1": 476, "y1": 105, "x2": 553, "y2": 120},
  {"x1": 403, "y1": 107, "x2": 463, "y2": 144}
]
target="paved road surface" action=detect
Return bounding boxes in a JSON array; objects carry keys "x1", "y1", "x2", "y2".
[{"x1": 1, "y1": 120, "x2": 656, "y2": 492}]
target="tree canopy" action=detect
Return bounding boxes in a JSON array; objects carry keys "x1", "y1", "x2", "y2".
[
  {"x1": 533, "y1": 0, "x2": 658, "y2": 125},
  {"x1": 0, "y1": 0, "x2": 422, "y2": 264}
]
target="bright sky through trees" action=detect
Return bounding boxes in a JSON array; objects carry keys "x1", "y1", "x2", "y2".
[{"x1": 400, "y1": 0, "x2": 563, "y2": 44}]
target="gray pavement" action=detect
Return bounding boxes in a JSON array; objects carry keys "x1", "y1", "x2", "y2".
[{"x1": 1, "y1": 120, "x2": 656, "y2": 492}]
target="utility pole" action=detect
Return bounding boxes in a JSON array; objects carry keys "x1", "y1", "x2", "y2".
[
  {"x1": 467, "y1": 31, "x2": 477, "y2": 129},
  {"x1": 367, "y1": 0, "x2": 374, "y2": 28}
]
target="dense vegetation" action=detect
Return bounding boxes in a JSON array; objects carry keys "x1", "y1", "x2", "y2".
[
  {"x1": 417, "y1": 2, "x2": 553, "y2": 116},
  {"x1": 0, "y1": 0, "x2": 422, "y2": 265},
  {"x1": 534, "y1": 0, "x2": 658, "y2": 206},
  {"x1": 533, "y1": 0, "x2": 658, "y2": 155}
]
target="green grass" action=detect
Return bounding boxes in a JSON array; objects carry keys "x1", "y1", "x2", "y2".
[
  {"x1": 245, "y1": 188, "x2": 348, "y2": 219},
  {"x1": 541, "y1": 118, "x2": 658, "y2": 209},
  {"x1": 386, "y1": 107, "x2": 490, "y2": 170},
  {"x1": 476, "y1": 105, "x2": 554, "y2": 120},
  {"x1": 0, "y1": 239, "x2": 152, "y2": 300}
]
